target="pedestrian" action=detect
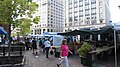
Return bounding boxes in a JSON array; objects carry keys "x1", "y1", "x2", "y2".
[
  {"x1": 32, "y1": 38, "x2": 37, "y2": 54},
  {"x1": 5, "y1": 38, "x2": 9, "y2": 45},
  {"x1": 57, "y1": 39, "x2": 73, "y2": 67},
  {"x1": 44, "y1": 38, "x2": 51, "y2": 58},
  {"x1": 25, "y1": 38, "x2": 30, "y2": 50},
  {"x1": 0, "y1": 36, "x2": 3, "y2": 45},
  {"x1": 29, "y1": 38, "x2": 33, "y2": 50},
  {"x1": 38, "y1": 38, "x2": 42, "y2": 52},
  {"x1": 41, "y1": 38, "x2": 45, "y2": 52}
]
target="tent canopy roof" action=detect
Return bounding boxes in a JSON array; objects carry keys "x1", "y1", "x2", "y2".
[{"x1": 57, "y1": 26, "x2": 120, "y2": 36}]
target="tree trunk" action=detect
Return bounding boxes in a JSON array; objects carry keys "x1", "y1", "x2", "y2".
[{"x1": 8, "y1": 22, "x2": 11, "y2": 59}]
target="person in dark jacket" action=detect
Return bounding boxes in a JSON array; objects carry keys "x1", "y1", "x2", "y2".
[
  {"x1": 25, "y1": 38, "x2": 30, "y2": 50},
  {"x1": 32, "y1": 38, "x2": 37, "y2": 54}
]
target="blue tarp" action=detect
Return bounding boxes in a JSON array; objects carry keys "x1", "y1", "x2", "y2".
[{"x1": 0, "y1": 27, "x2": 7, "y2": 35}]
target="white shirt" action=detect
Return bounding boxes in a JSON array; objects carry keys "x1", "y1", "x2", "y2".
[
  {"x1": 0, "y1": 37, "x2": 2, "y2": 42},
  {"x1": 44, "y1": 40, "x2": 51, "y2": 47}
]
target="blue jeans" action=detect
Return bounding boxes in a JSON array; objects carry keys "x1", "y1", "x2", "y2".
[{"x1": 59, "y1": 56, "x2": 69, "y2": 67}]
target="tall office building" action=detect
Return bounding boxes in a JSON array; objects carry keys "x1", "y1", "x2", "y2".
[
  {"x1": 63, "y1": 0, "x2": 110, "y2": 31},
  {"x1": 30, "y1": 0, "x2": 63, "y2": 35}
]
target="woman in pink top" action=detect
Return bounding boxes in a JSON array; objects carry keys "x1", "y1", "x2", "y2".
[{"x1": 57, "y1": 39, "x2": 73, "y2": 67}]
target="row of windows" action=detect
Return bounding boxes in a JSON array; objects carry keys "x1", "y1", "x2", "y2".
[
  {"x1": 48, "y1": 15, "x2": 63, "y2": 19},
  {"x1": 50, "y1": 8, "x2": 63, "y2": 12},
  {"x1": 33, "y1": 28, "x2": 59, "y2": 34},
  {"x1": 65, "y1": 21, "x2": 97, "y2": 27},
  {"x1": 34, "y1": 22, "x2": 62, "y2": 28},
  {"x1": 51, "y1": 1, "x2": 63, "y2": 6},
  {"x1": 69, "y1": 8, "x2": 96, "y2": 12},
  {"x1": 69, "y1": 1, "x2": 96, "y2": 5},
  {"x1": 69, "y1": 10, "x2": 96, "y2": 15},
  {"x1": 51, "y1": 4, "x2": 63, "y2": 9},
  {"x1": 33, "y1": 29, "x2": 63, "y2": 34},
  {"x1": 48, "y1": 11, "x2": 63, "y2": 16},
  {"x1": 69, "y1": 4, "x2": 96, "y2": 9},
  {"x1": 48, "y1": 13, "x2": 63, "y2": 18},
  {"x1": 69, "y1": 16, "x2": 97, "y2": 22}
]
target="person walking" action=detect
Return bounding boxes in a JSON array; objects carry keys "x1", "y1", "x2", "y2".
[
  {"x1": 41, "y1": 38, "x2": 45, "y2": 52},
  {"x1": 38, "y1": 38, "x2": 42, "y2": 52},
  {"x1": 25, "y1": 38, "x2": 30, "y2": 50},
  {"x1": 57, "y1": 39, "x2": 73, "y2": 67},
  {"x1": 32, "y1": 38, "x2": 37, "y2": 54},
  {"x1": 44, "y1": 38, "x2": 51, "y2": 58}
]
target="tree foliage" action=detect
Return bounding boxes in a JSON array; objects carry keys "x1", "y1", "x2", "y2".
[{"x1": 0, "y1": 0, "x2": 40, "y2": 36}]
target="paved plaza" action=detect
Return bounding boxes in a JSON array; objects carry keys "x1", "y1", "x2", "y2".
[
  {"x1": 24, "y1": 50, "x2": 84, "y2": 67},
  {"x1": 21, "y1": 48, "x2": 120, "y2": 67}
]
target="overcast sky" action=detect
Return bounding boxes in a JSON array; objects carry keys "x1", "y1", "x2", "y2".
[{"x1": 109, "y1": 0, "x2": 120, "y2": 23}]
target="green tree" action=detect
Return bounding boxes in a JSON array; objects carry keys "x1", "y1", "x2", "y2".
[
  {"x1": 0, "y1": 0, "x2": 39, "y2": 36},
  {"x1": 0, "y1": 0, "x2": 39, "y2": 57}
]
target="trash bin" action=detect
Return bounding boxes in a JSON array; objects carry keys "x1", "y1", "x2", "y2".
[{"x1": 54, "y1": 47, "x2": 60, "y2": 58}]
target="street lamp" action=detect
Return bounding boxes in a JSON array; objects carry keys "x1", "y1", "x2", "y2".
[
  {"x1": 114, "y1": 24, "x2": 117, "y2": 67},
  {"x1": 114, "y1": 6, "x2": 120, "y2": 67}
]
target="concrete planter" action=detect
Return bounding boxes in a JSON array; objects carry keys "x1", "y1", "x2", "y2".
[{"x1": 0, "y1": 55, "x2": 25, "y2": 67}]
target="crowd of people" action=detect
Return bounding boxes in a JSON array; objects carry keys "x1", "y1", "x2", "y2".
[
  {"x1": 0, "y1": 35, "x2": 74, "y2": 67},
  {"x1": 24, "y1": 37, "x2": 73, "y2": 67}
]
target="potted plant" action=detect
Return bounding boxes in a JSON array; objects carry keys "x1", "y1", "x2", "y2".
[{"x1": 77, "y1": 42, "x2": 91, "y2": 66}]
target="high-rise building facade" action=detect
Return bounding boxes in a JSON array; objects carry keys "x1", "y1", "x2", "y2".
[
  {"x1": 63, "y1": 0, "x2": 110, "y2": 32},
  {"x1": 30, "y1": 0, "x2": 63, "y2": 35}
]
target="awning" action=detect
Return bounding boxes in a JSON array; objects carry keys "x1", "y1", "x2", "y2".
[
  {"x1": 57, "y1": 26, "x2": 120, "y2": 36},
  {"x1": 0, "y1": 26, "x2": 7, "y2": 35}
]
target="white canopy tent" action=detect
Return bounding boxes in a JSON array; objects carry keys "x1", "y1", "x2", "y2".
[{"x1": 30, "y1": 32, "x2": 64, "y2": 46}]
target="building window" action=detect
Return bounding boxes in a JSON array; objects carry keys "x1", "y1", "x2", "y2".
[
  {"x1": 74, "y1": 7, "x2": 78, "y2": 12},
  {"x1": 91, "y1": 9, "x2": 96, "y2": 13},
  {"x1": 74, "y1": 16, "x2": 78, "y2": 21},
  {"x1": 79, "y1": 7, "x2": 83, "y2": 10},
  {"x1": 74, "y1": 3, "x2": 78, "y2": 8},
  {"x1": 43, "y1": 29, "x2": 46, "y2": 33},
  {"x1": 79, "y1": 15, "x2": 83, "y2": 17},
  {"x1": 69, "y1": 17, "x2": 72, "y2": 22},
  {"x1": 100, "y1": 20, "x2": 103, "y2": 23},
  {"x1": 85, "y1": 14, "x2": 90, "y2": 16},
  {"x1": 85, "y1": 10, "x2": 89, "y2": 15},
  {"x1": 69, "y1": 14, "x2": 72, "y2": 17},
  {"x1": 47, "y1": 29, "x2": 50, "y2": 32},
  {"x1": 74, "y1": 0, "x2": 77, "y2": 3},
  {"x1": 91, "y1": 13, "x2": 96, "y2": 15},
  {"x1": 79, "y1": 0, "x2": 83, "y2": 2},
  {"x1": 91, "y1": 1, "x2": 96, "y2": 4},
  {"x1": 51, "y1": 18, "x2": 53, "y2": 20},
  {"x1": 51, "y1": 29, "x2": 53, "y2": 32},
  {"x1": 74, "y1": 12, "x2": 78, "y2": 16}
]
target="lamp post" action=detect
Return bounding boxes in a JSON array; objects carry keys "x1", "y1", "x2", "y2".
[
  {"x1": 114, "y1": 24, "x2": 117, "y2": 67},
  {"x1": 114, "y1": 6, "x2": 120, "y2": 67}
]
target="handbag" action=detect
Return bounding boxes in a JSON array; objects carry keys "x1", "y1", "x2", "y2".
[{"x1": 50, "y1": 50, "x2": 54, "y2": 55}]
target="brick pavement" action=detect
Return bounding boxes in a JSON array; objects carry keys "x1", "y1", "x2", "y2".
[{"x1": 23, "y1": 50, "x2": 84, "y2": 67}]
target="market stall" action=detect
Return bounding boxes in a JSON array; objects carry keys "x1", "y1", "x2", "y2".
[{"x1": 57, "y1": 26, "x2": 120, "y2": 67}]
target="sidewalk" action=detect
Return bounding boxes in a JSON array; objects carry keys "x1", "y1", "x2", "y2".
[{"x1": 24, "y1": 50, "x2": 84, "y2": 67}]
